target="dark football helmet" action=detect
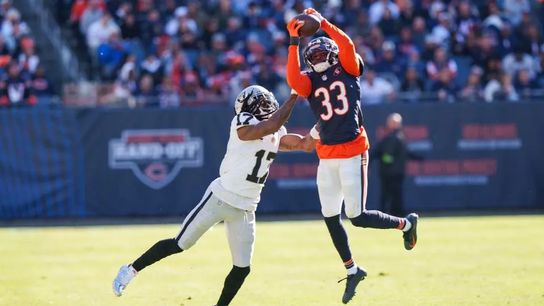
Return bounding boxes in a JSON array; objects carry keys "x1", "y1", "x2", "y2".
[
  {"x1": 234, "y1": 85, "x2": 279, "y2": 120},
  {"x1": 304, "y1": 37, "x2": 339, "y2": 73}
]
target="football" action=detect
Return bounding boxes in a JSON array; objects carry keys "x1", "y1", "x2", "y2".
[{"x1": 293, "y1": 13, "x2": 321, "y2": 37}]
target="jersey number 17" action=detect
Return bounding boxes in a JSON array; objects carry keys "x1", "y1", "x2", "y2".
[{"x1": 246, "y1": 150, "x2": 276, "y2": 184}]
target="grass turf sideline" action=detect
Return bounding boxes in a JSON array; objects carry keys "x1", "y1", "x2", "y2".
[{"x1": 1, "y1": 215, "x2": 543, "y2": 306}]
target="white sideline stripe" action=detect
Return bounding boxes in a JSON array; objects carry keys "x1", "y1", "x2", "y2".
[
  {"x1": 414, "y1": 175, "x2": 488, "y2": 186},
  {"x1": 457, "y1": 139, "x2": 522, "y2": 150},
  {"x1": 276, "y1": 179, "x2": 317, "y2": 189}
]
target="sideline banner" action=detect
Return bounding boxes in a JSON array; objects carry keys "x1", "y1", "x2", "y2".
[
  {"x1": 76, "y1": 108, "x2": 230, "y2": 217},
  {"x1": 1, "y1": 103, "x2": 543, "y2": 219},
  {"x1": 361, "y1": 103, "x2": 544, "y2": 211},
  {"x1": 0, "y1": 109, "x2": 86, "y2": 218}
]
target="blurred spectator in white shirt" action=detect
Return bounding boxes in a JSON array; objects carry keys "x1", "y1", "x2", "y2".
[
  {"x1": 502, "y1": 47, "x2": 540, "y2": 81},
  {"x1": 429, "y1": 0, "x2": 446, "y2": 20},
  {"x1": 18, "y1": 37, "x2": 39, "y2": 74},
  {"x1": 502, "y1": 0, "x2": 530, "y2": 26},
  {"x1": 361, "y1": 70, "x2": 395, "y2": 104},
  {"x1": 369, "y1": 0, "x2": 399, "y2": 25},
  {"x1": 484, "y1": 73, "x2": 519, "y2": 102},
  {"x1": 141, "y1": 54, "x2": 163, "y2": 83},
  {"x1": 482, "y1": 2, "x2": 505, "y2": 31},
  {"x1": 87, "y1": 13, "x2": 120, "y2": 50},
  {"x1": 0, "y1": 0, "x2": 16, "y2": 19},
  {"x1": 80, "y1": 0, "x2": 104, "y2": 35},
  {"x1": 431, "y1": 12, "x2": 451, "y2": 48},
  {"x1": 1, "y1": 9, "x2": 29, "y2": 51},
  {"x1": 165, "y1": 6, "x2": 198, "y2": 38}
]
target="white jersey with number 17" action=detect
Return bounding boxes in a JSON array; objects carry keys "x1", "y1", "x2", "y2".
[{"x1": 210, "y1": 112, "x2": 287, "y2": 211}]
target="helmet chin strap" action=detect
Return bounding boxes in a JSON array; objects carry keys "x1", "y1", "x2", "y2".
[
  {"x1": 312, "y1": 51, "x2": 338, "y2": 73},
  {"x1": 313, "y1": 62, "x2": 332, "y2": 73}
]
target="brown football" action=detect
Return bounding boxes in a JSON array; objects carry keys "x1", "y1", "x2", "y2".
[{"x1": 293, "y1": 14, "x2": 321, "y2": 37}]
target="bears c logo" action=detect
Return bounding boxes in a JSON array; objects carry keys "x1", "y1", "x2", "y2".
[{"x1": 109, "y1": 129, "x2": 204, "y2": 189}]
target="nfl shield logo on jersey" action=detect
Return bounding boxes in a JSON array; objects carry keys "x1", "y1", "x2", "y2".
[{"x1": 109, "y1": 129, "x2": 204, "y2": 189}]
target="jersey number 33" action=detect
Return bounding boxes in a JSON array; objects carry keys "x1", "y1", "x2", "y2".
[{"x1": 314, "y1": 81, "x2": 349, "y2": 121}]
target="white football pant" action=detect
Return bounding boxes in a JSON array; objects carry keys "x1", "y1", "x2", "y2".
[
  {"x1": 317, "y1": 151, "x2": 369, "y2": 218},
  {"x1": 174, "y1": 185, "x2": 255, "y2": 267}
]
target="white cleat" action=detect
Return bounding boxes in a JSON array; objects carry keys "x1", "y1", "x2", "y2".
[{"x1": 112, "y1": 264, "x2": 137, "y2": 296}]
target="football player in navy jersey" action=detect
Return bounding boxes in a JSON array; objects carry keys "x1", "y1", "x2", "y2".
[{"x1": 286, "y1": 8, "x2": 419, "y2": 304}]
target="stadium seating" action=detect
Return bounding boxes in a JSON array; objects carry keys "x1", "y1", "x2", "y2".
[{"x1": 2, "y1": 0, "x2": 544, "y2": 107}]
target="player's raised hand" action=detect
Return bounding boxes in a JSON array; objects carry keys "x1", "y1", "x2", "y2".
[
  {"x1": 287, "y1": 18, "x2": 305, "y2": 37},
  {"x1": 304, "y1": 8, "x2": 325, "y2": 22}
]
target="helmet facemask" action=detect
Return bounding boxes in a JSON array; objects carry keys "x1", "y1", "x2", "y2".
[{"x1": 304, "y1": 37, "x2": 339, "y2": 73}]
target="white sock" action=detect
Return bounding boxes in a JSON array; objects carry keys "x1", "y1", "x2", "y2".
[
  {"x1": 347, "y1": 264, "x2": 359, "y2": 275},
  {"x1": 402, "y1": 219, "x2": 412, "y2": 232}
]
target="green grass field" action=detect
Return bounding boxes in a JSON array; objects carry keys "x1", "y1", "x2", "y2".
[{"x1": 1, "y1": 215, "x2": 543, "y2": 306}]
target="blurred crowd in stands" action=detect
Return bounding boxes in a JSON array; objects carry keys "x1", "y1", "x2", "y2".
[
  {"x1": 0, "y1": 0, "x2": 54, "y2": 107},
  {"x1": 54, "y1": 0, "x2": 544, "y2": 107}
]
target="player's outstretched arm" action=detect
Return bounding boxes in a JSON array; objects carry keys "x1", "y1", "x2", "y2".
[
  {"x1": 304, "y1": 8, "x2": 363, "y2": 77},
  {"x1": 238, "y1": 93, "x2": 299, "y2": 141},
  {"x1": 279, "y1": 133, "x2": 315, "y2": 152},
  {"x1": 286, "y1": 19, "x2": 312, "y2": 97}
]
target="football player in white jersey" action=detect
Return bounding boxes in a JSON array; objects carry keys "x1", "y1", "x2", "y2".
[{"x1": 112, "y1": 85, "x2": 314, "y2": 306}]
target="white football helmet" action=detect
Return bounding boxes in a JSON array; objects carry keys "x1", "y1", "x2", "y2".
[{"x1": 234, "y1": 85, "x2": 279, "y2": 120}]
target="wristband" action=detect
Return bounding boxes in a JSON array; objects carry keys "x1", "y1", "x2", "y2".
[
  {"x1": 289, "y1": 36, "x2": 300, "y2": 46},
  {"x1": 310, "y1": 125, "x2": 320, "y2": 139}
]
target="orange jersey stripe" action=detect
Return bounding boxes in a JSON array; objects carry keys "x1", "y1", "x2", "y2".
[
  {"x1": 287, "y1": 45, "x2": 312, "y2": 97},
  {"x1": 321, "y1": 20, "x2": 361, "y2": 77},
  {"x1": 316, "y1": 128, "x2": 370, "y2": 159}
]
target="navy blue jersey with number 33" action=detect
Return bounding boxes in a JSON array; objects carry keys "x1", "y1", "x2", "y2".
[{"x1": 306, "y1": 63, "x2": 363, "y2": 145}]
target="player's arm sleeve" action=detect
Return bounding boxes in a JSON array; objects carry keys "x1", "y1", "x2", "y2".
[
  {"x1": 237, "y1": 93, "x2": 298, "y2": 141},
  {"x1": 321, "y1": 20, "x2": 362, "y2": 77},
  {"x1": 287, "y1": 45, "x2": 312, "y2": 98}
]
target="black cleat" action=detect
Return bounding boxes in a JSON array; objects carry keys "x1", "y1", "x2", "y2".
[
  {"x1": 339, "y1": 267, "x2": 367, "y2": 304},
  {"x1": 403, "y1": 213, "x2": 419, "y2": 250}
]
